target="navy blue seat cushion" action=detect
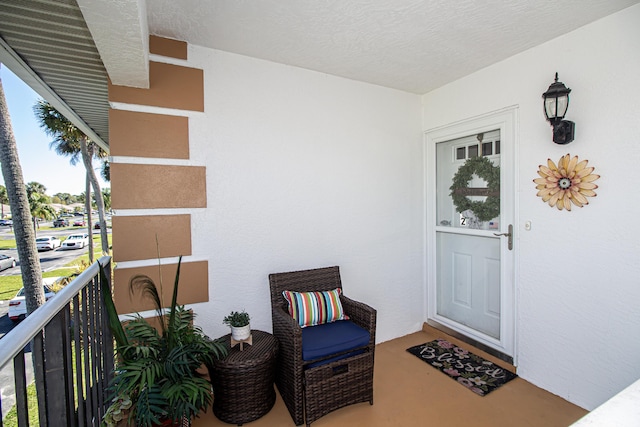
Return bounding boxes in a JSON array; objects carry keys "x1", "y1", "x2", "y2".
[{"x1": 301, "y1": 320, "x2": 370, "y2": 362}]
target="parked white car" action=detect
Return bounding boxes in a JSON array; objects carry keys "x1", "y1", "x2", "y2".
[
  {"x1": 8, "y1": 279, "x2": 59, "y2": 322},
  {"x1": 61, "y1": 233, "x2": 89, "y2": 250},
  {"x1": 0, "y1": 254, "x2": 16, "y2": 271},
  {"x1": 36, "y1": 236, "x2": 62, "y2": 251}
]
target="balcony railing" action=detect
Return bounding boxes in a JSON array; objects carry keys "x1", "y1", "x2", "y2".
[{"x1": 0, "y1": 256, "x2": 114, "y2": 427}]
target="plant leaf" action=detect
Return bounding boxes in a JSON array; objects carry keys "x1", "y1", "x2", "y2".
[
  {"x1": 166, "y1": 255, "x2": 182, "y2": 347},
  {"x1": 100, "y1": 262, "x2": 129, "y2": 349}
]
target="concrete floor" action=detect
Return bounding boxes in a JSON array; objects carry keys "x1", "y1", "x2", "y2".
[{"x1": 194, "y1": 326, "x2": 588, "y2": 427}]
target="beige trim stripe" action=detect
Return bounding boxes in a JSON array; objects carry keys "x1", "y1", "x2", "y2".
[
  {"x1": 149, "y1": 35, "x2": 187, "y2": 60},
  {"x1": 111, "y1": 163, "x2": 206, "y2": 209},
  {"x1": 109, "y1": 109, "x2": 189, "y2": 159},
  {"x1": 109, "y1": 61, "x2": 204, "y2": 112},
  {"x1": 112, "y1": 214, "x2": 192, "y2": 262},
  {"x1": 114, "y1": 261, "x2": 209, "y2": 314}
]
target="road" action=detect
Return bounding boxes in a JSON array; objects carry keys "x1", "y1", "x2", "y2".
[
  {"x1": 0, "y1": 219, "x2": 106, "y2": 323},
  {"x1": 0, "y1": 224, "x2": 99, "y2": 276},
  {"x1": 0, "y1": 300, "x2": 16, "y2": 339},
  {"x1": 0, "y1": 222, "x2": 101, "y2": 334}
]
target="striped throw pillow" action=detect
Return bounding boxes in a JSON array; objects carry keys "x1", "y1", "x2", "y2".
[{"x1": 282, "y1": 288, "x2": 349, "y2": 328}]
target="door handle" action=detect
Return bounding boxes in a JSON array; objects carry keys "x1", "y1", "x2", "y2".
[{"x1": 493, "y1": 224, "x2": 513, "y2": 250}]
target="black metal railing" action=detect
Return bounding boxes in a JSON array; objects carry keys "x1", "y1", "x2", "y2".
[{"x1": 0, "y1": 256, "x2": 114, "y2": 427}]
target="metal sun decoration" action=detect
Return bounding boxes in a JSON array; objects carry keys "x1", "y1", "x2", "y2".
[{"x1": 534, "y1": 153, "x2": 600, "y2": 211}]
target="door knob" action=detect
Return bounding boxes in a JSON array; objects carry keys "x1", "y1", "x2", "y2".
[{"x1": 493, "y1": 224, "x2": 513, "y2": 250}]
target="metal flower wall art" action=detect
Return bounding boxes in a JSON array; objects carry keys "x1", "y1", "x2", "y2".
[{"x1": 534, "y1": 153, "x2": 600, "y2": 211}]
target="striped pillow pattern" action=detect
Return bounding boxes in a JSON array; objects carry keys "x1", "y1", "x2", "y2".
[{"x1": 282, "y1": 288, "x2": 349, "y2": 328}]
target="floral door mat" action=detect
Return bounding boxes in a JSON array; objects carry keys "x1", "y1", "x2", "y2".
[{"x1": 406, "y1": 339, "x2": 517, "y2": 396}]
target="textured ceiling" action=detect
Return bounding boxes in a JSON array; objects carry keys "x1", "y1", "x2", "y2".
[
  {"x1": 1, "y1": 0, "x2": 638, "y2": 151},
  {"x1": 147, "y1": 0, "x2": 640, "y2": 94}
]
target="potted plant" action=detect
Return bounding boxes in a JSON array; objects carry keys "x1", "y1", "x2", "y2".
[
  {"x1": 103, "y1": 394, "x2": 132, "y2": 426},
  {"x1": 100, "y1": 256, "x2": 227, "y2": 427},
  {"x1": 222, "y1": 310, "x2": 251, "y2": 341}
]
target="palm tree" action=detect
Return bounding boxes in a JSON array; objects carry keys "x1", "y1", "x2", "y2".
[
  {"x1": 26, "y1": 181, "x2": 55, "y2": 230},
  {"x1": 34, "y1": 100, "x2": 109, "y2": 259},
  {"x1": 101, "y1": 187, "x2": 111, "y2": 212},
  {"x1": 0, "y1": 65, "x2": 45, "y2": 314},
  {"x1": 101, "y1": 159, "x2": 110, "y2": 182},
  {"x1": 26, "y1": 181, "x2": 46, "y2": 195},
  {"x1": 0, "y1": 184, "x2": 8, "y2": 218},
  {"x1": 31, "y1": 203, "x2": 56, "y2": 227}
]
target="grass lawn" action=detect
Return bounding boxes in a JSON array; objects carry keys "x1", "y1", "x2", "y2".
[
  {"x1": 3, "y1": 343, "x2": 87, "y2": 427},
  {"x1": 0, "y1": 269, "x2": 78, "y2": 301},
  {"x1": 0, "y1": 237, "x2": 16, "y2": 250},
  {"x1": 2, "y1": 381, "x2": 38, "y2": 427}
]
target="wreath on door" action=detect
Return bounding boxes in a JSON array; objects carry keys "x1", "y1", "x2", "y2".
[{"x1": 449, "y1": 156, "x2": 500, "y2": 222}]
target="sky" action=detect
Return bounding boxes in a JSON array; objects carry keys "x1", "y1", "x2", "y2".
[{"x1": 0, "y1": 66, "x2": 110, "y2": 197}]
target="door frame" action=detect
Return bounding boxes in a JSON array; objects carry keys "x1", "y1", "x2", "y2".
[{"x1": 424, "y1": 106, "x2": 518, "y2": 362}]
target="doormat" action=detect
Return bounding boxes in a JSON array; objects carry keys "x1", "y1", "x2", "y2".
[{"x1": 406, "y1": 339, "x2": 517, "y2": 396}]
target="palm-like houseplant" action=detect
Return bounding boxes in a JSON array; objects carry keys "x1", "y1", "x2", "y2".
[{"x1": 101, "y1": 256, "x2": 227, "y2": 427}]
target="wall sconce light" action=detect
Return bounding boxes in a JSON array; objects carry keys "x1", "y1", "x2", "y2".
[{"x1": 542, "y1": 72, "x2": 575, "y2": 145}]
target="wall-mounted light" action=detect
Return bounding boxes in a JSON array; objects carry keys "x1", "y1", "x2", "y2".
[{"x1": 542, "y1": 73, "x2": 575, "y2": 145}]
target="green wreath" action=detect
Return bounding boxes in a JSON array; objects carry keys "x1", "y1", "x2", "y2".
[{"x1": 449, "y1": 156, "x2": 500, "y2": 222}]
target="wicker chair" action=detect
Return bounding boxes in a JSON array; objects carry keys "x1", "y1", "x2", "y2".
[{"x1": 269, "y1": 266, "x2": 377, "y2": 426}]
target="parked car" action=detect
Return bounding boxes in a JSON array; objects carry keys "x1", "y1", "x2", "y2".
[
  {"x1": 61, "y1": 233, "x2": 89, "y2": 250},
  {"x1": 0, "y1": 219, "x2": 13, "y2": 226},
  {"x1": 73, "y1": 219, "x2": 86, "y2": 226},
  {"x1": 53, "y1": 217, "x2": 69, "y2": 227},
  {"x1": 0, "y1": 254, "x2": 16, "y2": 271},
  {"x1": 8, "y1": 282, "x2": 58, "y2": 322},
  {"x1": 73, "y1": 212, "x2": 84, "y2": 216},
  {"x1": 36, "y1": 236, "x2": 62, "y2": 251}
]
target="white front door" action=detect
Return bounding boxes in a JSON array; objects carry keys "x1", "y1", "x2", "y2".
[{"x1": 425, "y1": 107, "x2": 517, "y2": 360}]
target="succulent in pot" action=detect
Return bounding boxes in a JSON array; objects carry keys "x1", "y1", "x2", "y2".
[
  {"x1": 103, "y1": 394, "x2": 132, "y2": 427},
  {"x1": 101, "y1": 256, "x2": 227, "y2": 427},
  {"x1": 223, "y1": 310, "x2": 251, "y2": 341}
]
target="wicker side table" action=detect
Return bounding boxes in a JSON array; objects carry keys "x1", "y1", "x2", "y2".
[{"x1": 210, "y1": 330, "x2": 278, "y2": 426}]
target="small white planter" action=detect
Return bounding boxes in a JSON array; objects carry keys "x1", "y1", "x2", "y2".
[{"x1": 231, "y1": 324, "x2": 251, "y2": 341}]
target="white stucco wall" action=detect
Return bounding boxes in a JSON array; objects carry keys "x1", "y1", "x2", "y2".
[
  {"x1": 170, "y1": 3, "x2": 639, "y2": 412},
  {"x1": 422, "y1": 4, "x2": 640, "y2": 411},
  {"x1": 187, "y1": 47, "x2": 424, "y2": 345}
]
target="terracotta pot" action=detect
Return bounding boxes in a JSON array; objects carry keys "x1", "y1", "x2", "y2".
[{"x1": 156, "y1": 417, "x2": 188, "y2": 427}]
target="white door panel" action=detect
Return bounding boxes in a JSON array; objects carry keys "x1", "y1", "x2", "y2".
[
  {"x1": 425, "y1": 107, "x2": 517, "y2": 360},
  {"x1": 437, "y1": 233, "x2": 500, "y2": 339}
]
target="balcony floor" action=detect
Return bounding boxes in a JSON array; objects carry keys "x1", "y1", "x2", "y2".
[{"x1": 194, "y1": 326, "x2": 588, "y2": 427}]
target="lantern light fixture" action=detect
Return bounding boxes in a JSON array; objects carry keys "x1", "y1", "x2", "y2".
[{"x1": 542, "y1": 72, "x2": 575, "y2": 145}]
